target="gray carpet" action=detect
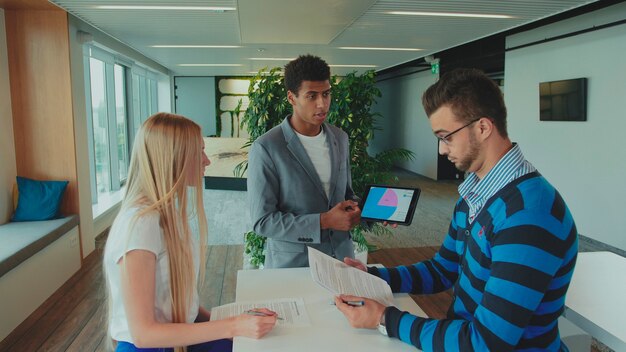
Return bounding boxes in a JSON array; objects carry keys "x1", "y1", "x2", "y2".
[
  {"x1": 203, "y1": 189, "x2": 250, "y2": 245},
  {"x1": 363, "y1": 169, "x2": 461, "y2": 250},
  {"x1": 201, "y1": 168, "x2": 462, "y2": 249}
]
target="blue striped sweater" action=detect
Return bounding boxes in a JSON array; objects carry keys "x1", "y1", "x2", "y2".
[{"x1": 369, "y1": 172, "x2": 578, "y2": 351}]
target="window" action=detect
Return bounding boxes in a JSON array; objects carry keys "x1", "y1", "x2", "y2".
[
  {"x1": 88, "y1": 57, "x2": 111, "y2": 195},
  {"x1": 130, "y1": 68, "x2": 159, "y2": 139},
  {"x1": 131, "y1": 73, "x2": 141, "y2": 139},
  {"x1": 84, "y1": 46, "x2": 160, "y2": 207},
  {"x1": 114, "y1": 65, "x2": 129, "y2": 182}
]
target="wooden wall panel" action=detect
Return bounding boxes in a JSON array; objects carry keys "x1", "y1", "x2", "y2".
[
  {"x1": 5, "y1": 10, "x2": 78, "y2": 215},
  {"x1": 0, "y1": 0, "x2": 60, "y2": 10}
]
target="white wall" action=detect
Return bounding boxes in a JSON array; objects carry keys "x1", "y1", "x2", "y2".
[
  {"x1": 0, "y1": 10, "x2": 17, "y2": 224},
  {"x1": 371, "y1": 69, "x2": 439, "y2": 179},
  {"x1": 157, "y1": 76, "x2": 172, "y2": 112},
  {"x1": 504, "y1": 3, "x2": 626, "y2": 251},
  {"x1": 174, "y1": 76, "x2": 216, "y2": 136}
]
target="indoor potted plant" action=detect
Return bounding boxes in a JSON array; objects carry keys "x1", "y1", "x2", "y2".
[{"x1": 238, "y1": 68, "x2": 413, "y2": 267}]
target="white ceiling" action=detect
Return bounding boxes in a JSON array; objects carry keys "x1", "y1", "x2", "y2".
[{"x1": 49, "y1": 0, "x2": 599, "y2": 77}]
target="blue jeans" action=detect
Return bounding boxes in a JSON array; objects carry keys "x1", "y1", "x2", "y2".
[{"x1": 116, "y1": 339, "x2": 233, "y2": 352}]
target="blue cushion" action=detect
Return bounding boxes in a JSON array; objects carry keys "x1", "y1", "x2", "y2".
[{"x1": 11, "y1": 176, "x2": 69, "y2": 222}]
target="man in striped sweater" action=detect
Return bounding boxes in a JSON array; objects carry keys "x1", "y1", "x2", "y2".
[{"x1": 335, "y1": 68, "x2": 578, "y2": 351}]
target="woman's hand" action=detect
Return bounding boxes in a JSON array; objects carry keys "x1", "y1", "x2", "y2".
[{"x1": 232, "y1": 308, "x2": 278, "y2": 339}]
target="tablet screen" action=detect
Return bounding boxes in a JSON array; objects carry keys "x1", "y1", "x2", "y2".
[{"x1": 361, "y1": 185, "x2": 420, "y2": 225}]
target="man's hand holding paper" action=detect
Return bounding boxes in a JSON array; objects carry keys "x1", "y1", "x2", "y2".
[
  {"x1": 343, "y1": 257, "x2": 367, "y2": 272},
  {"x1": 307, "y1": 247, "x2": 394, "y2": 306}
]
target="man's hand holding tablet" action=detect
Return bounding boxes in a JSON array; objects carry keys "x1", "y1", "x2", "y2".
[{"x1": 359, "y1": 185, "x2": 420, "y2": 226}]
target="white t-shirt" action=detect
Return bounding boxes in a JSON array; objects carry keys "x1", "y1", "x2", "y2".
[
  {"x1": 104, "y1": 207, "x2": 200, "y2": 343},
  {"x1": 296, "y1": 128, "x2": 332, "y2": 197}
]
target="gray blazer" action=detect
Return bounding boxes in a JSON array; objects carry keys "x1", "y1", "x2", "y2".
[{"x1": 247, "y1": 117, "x2": 355, "y2": 268}]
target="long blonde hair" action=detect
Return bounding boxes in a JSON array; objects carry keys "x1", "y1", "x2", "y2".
[{"x1": 120, "y1": 112, "x2": 208, "y2": 350}]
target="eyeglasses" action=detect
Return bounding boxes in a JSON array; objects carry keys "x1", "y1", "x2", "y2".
[{"x1": 436, "y1": 118, "x2": 481, "y2": 145}]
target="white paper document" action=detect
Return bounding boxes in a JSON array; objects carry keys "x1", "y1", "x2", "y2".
[
  {"x1": 210, "y1": 297, "x2": 311, "y2": 327},
  {"x1": 307, "y1": 247, "x2": 394, "y2": 306}
]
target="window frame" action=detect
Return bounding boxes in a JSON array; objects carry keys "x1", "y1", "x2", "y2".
[{"x1": 83, "y1": 45, "x2": 160, "y2": 206}]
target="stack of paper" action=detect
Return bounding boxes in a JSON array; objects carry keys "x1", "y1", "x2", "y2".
[
  {"x1": 307, "y1": 247, "x2": 394, "y2": 306},
  {"x1": 210, "y1": 297, "x2": 312, "y2": 327}
]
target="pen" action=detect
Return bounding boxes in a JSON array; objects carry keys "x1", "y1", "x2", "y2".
[
  {"x1": 332, "y1": 300, "x2": 365, "y2": 307},
  {"x1": 244, "y1": 309, "x2": 284, "y2": 320}
]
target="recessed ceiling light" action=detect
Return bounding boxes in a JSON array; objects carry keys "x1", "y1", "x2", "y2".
[
  {"x1": 94, "y1": 5, "x2": 236, "y2": 11},
  {"x1": 338, "y1": 47, "x2": 422, "y2": 51},
  {"x1": 248, "y1": 71, "x2": 279, "y2": 75},
  {"x1": 249, "y1": 58, "x2": 296, "y2": 61},
  {"x1": 151, "y1": 45, "x2": 241, "y2": 48},
  {"x1": 329, "y1": 64, "x2": 377, "y2": 68},
  {"x1": 179, "y1": 64, "x2": 242, "y2": 67},
  {"x1": 386, "y1": 11, "x2": 513, "y2": 19}
]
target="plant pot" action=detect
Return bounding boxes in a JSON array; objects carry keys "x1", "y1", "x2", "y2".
[
  {"x1": 353, "y1": 241, "x2": 368, "y2": 264},
  {"x1": 242, "y1": 251, "x2": 263, "y2": 270}
]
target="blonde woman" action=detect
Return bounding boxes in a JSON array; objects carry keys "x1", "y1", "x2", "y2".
[{"x1": 104, "y1": 113, "x2": 277, "y2": 352}]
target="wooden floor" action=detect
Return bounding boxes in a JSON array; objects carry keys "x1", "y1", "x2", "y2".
[
  {"x1": 0, "y1": 244, "x2": 244, "y2": 352},
  {"x1": 0, "y1": 247, "x2": 107, "y2": 352},
  {"x1": 0, "y1": 245, "x2": 598, "y2": 351}
]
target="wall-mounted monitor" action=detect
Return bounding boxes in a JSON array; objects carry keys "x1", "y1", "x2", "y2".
[{"x1": 539, "y1": 78, "x2": 587, "y2": 121}]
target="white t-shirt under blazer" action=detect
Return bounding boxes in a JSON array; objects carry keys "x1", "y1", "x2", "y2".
[{"x1": 296, "y1": 128, "x2": 332, "y2": 198}]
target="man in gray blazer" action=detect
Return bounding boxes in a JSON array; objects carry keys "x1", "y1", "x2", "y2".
[{"x1": 247, "y1": 55, "x2": 361, "y2": 268}]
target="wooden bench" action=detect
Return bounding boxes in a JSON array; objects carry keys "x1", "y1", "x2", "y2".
[{"x1": 0, "y1": 215, "x2": 81, "y2": 341}]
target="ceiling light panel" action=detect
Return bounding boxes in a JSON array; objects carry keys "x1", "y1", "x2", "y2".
[
  {"x1": 338, "y1": 47, "x2": 423, "y2": 51},
  {"x1": 329, "y1": 64, "x2": 377, "y2": 68},
  {"x1": 179, "y1": 64, "x2": 243, "y2": 67},
  {"x1": 386, "y1": 11, "x2": 513, "y2": 19},
  {"x1": 151, "y1": 45, "x2": 242, "y2": 48},
  {"x1": 94, "y1": 5, "x2": 235, "y2": 11},
  {"x1": 249, "y1": 58, "x2": 296, "y2": 61}
]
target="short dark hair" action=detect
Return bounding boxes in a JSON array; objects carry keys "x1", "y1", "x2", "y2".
[
  {"x1": 422, "y1": 68, "x2": 508, "y2": 137},
  {"x1": 284, "y1": 54, "x2": 330, "y2": 95}
]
